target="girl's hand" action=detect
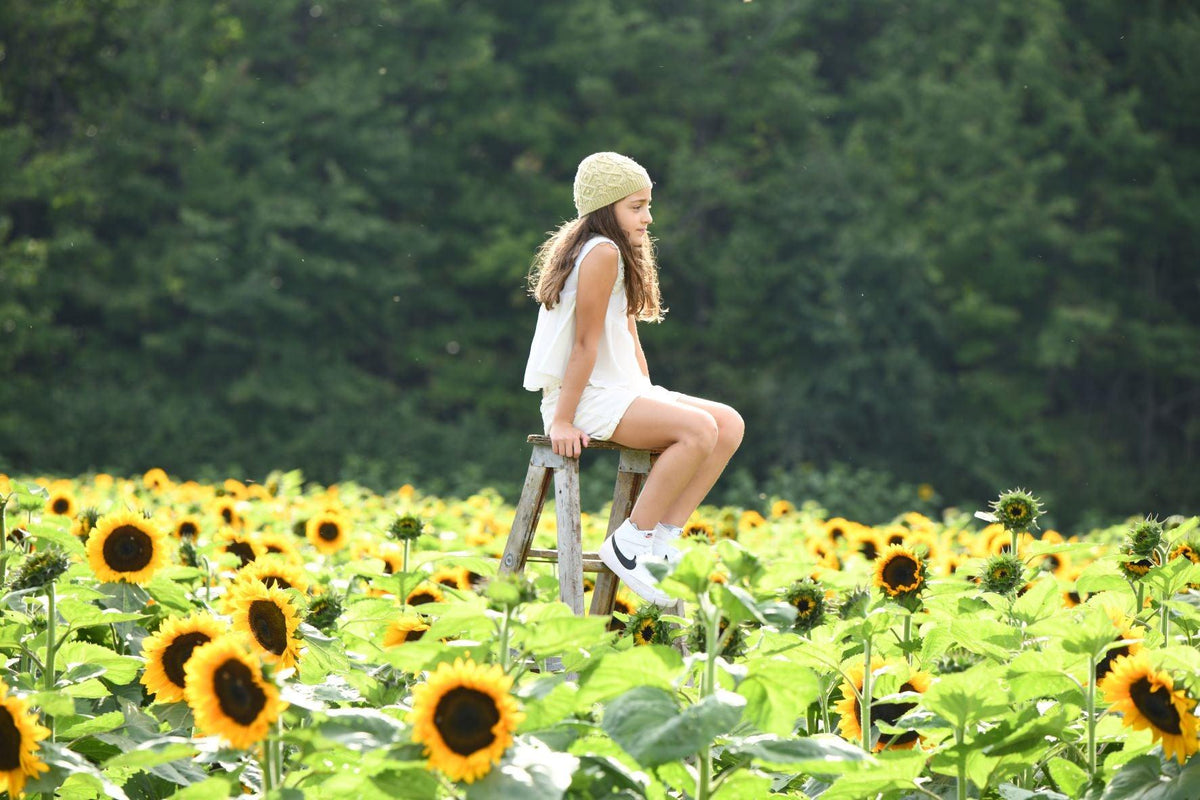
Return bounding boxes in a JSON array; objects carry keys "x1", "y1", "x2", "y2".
[{"x1": 548, "y1": 420, "x2": 590, "y2": 458}]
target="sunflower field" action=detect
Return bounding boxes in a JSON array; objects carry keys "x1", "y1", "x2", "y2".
[{"x1": 0, "y1": 472, "x2": 1197, "y2": 800}]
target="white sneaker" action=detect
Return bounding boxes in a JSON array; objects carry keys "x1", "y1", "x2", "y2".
[
  {"x1": 598, "y1": 519, "x2": 673, "y2": 607},
  {"x1": 653, "y1": 523, "x2": 683, "y2": 565}
]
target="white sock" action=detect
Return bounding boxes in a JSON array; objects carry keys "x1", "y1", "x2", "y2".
[{"x1": 654, "y1": 523, "x2": 682, "y2": 539}]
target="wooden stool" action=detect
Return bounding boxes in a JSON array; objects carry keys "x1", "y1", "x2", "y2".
[{"x1": 499, "y1": 434, "x2": 660, "y2": 616}]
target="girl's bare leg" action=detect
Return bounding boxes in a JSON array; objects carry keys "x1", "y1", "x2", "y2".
[
  {"x1": 607, "y1": 397, "x2": 719, "y2": 530},
  {"x1": 657, "y1": 395, "x2": 745, "y2": 527}
]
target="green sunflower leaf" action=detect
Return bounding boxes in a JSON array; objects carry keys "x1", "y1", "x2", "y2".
[
  {"x1": 464, "y1": 736, "x2": 578, "y2": 800},
  {"x1": 723, "y1": 733, "x2": 872, "y2": 774},
  {"x1": 601, "y1": 686, "x2": 744, "y2": 767},
  {"x1": 1046, "y1": 757, "x2": 1089, "y2": 798},
  {"x1": 737, "y1": 659, "x2": 819, "y2": 735}
]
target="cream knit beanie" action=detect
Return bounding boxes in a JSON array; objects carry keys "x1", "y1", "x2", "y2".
[{"x1": 573, "y1": 152, "x2": 653, "y2": 217}]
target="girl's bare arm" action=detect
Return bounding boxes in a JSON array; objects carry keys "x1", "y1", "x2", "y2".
[
  {"x1": 548, "y1": 244, "x2": 619, "y2": 457},
  {"x1": 628, "y1": 314, "x2": 650, "y2": 379}
]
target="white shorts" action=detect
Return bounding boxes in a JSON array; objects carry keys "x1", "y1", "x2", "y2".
[{"x1": 540, "y1": 383, "x2": 682, "y2": 441}]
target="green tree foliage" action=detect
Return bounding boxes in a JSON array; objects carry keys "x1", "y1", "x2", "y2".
[{"x1": 0, "y1": 0, "x2": 1196, "y2": 528}]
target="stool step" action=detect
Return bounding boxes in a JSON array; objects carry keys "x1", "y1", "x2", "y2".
[{"x1": 527, "y1": 548, "x2": 606, "y2": 572}]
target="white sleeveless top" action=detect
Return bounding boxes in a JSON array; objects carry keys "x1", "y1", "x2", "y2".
[{"x1": 523, "y1": 235, "x2": 650, "y2": 393}]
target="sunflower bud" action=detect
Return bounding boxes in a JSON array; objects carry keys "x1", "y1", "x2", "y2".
[
  {"x1": 990, "y1": 489, "x2": 1043, "y2": 533},
  {"x1": 486, "y1": 573, "x2": 537, "y2": 612},
  {"x1": 686, "y1": 613, "x2": 745, "y2": 658},
  {"x1": 935, "y1": 648, "x2": 980, "y2": 675},
  {"x1": 784, "y1": 580, "x2": 827, "y2": 633},
  {"x1": 10, "y1": 548, "x2": 71, "y2": 591},
  {"x1": 306, "y1": 593, "x2": 343, "y2": 633},
  {"x1": 389, "y1": 514, "x2": 424, "y2": 542},
  {"x1": 980, "y1": 553, "x2": 1025, "y2": 595},
  {"x1": 837, "y1": 587, "x2": 871, "y2": 620},
  {"x1": 179, "y1": 540, "x2": 199, "y2": 568},
  {"x1": 626, "y1": 604, "x2": 671, "y2": 646},
  {"x1": 1128, "y1": 518, "x2": 1163, "y2": 557}
]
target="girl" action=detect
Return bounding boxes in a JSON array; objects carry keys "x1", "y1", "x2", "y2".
[{"x1": 523, "y1": 152, "x2": 744, "y2": 606}]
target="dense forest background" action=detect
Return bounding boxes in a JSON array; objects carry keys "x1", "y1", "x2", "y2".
[{"x1": 1, "y1": 0, "x2": 1197, "y2": 531}]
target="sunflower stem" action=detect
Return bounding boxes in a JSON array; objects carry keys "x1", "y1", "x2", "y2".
[
  {"x1": 1159, "y1": 596, "x2": 1170, "y2": 643},
  {"x1": 861, "y1": 636, "x2": 873, "y2": 752},
  {"x1": 1085, "y1": 653, "x2": 1098, "y2": 780},
  {"x1": 44, "y1": 580, "x2": 57, "y2": 741},
  {"x1": 262, "y1": 739, "x2": 275, "y2": 795},
  {"x1": 499, "y1": 605, "x2": 512, "y2": 673},
  {"x1": 1134, "y1": 581, "x2": 1144, "y2": 615},
  {"x1": 955, "y1": 725, "x2": 968, "y2": 800},
  {"x1": 902, "y1": 614, "x2": 912, "y2": 666},
  {"x1": 0, "y1": 491, "x2": 8, "y2": 588},
  {"x1": 696, "y1": 597, "x2": 720, "y2": 800}
]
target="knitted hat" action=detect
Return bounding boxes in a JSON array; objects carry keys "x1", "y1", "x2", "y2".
[{"x1": 573, "y1": 152, "x2": 653, "y2": 217}]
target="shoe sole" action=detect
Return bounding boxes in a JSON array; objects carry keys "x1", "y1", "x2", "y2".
[{"x1": 598, "y1": 538, "x2": 673, "y2": 607}]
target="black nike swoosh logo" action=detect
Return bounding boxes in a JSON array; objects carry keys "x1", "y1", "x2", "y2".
[{"x1": 610, "y1": 537, "x2": 638, "y2": 570}]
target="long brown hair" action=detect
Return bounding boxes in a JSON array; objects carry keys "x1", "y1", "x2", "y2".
[{"x1": 526, "y1": 204, "x2": 665, "y2": 322}]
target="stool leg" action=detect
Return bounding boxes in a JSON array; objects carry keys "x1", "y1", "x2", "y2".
[
  {"x1": 499, "y1": 460, "x2": 552, "y2": 575},
  {"x1": 554, "y1": 457, "x2": 585, "y2": 615},
  {"x1": 589, "y1": 470, "x2": 643, "y2": 616}
]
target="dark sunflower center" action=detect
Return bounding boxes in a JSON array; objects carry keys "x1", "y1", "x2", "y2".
[
  {"x1": 262, "y1": 576, "x2": 292, "y2": 591},
  {"x1": 883, "y1": 557, "x2": 919, "y2": 590},
  {"x1": 179, "y1": 521, "x2": 198, "y2": 538},
  {"x1": 226, "y1": 541, "x2": 256, "y2": 568},
  {"x1": 992, "y1": 567, "x2": 1010, "y2": 581},
  {"x1": 1009, "y1": 505, "x2": 1028, "y2": 519},
  {"x1": 318, "y1": 523, "x2": 340, "y2": 542},
  {"x1": 638, "y1": 623, "x2": 655, "y2": 642},
  {"x1": 1129, "y1": 677, "x2": 1182, "y2": 735},
  {"x1": 213, "y1": 658, "x2": 267, "y2": 725},
  {"x1": 855, "y1": 681, "x2": 919, "y2": 747},
  {"x1": 1044, "y1": 555, "x2": 1061, "y2": 571},
  {"x1": 0, "y1": 707, "x2": 21, "y2": 770},
  {"x1": 1094, "y1": 644, "x2": 1129, "y2": 683},
  {"x1": 860, "y1": 541, "x2": 878, "y2": 560},
  {"x1": 162, "y1": 632, "x2": 213, "y2": 688},
  {"x1": 265, "y1": 544, "x2": 284, "y2": 554},
  {"x1": 248, "y1": 600, "x2": 288, "y2": 655},
  {"x1": 409, "y1": 590, "x2": 437, "y2": 606},
  {"x1": 888, "y1": 534, "x2": 905, "y2": 546},
  {"x1": 436, "y1": 576, "x2": 458, "y2": 588},
  {"x1": 383, "y1": 560, "x2": 396, "y2": 575},
  {"x1": 103, "y1": 525, "x2": 154, "y2": 572},
  {"x1": 830, "y1": 526, "x2": 845, "y2": 540},
  {"x1": 434, "y1": 687, "x2": 500, "y2": 756},
  {"x1": 794, "y1": 596, "x2": 815, "y2": 615},
  {"x1": 53, "y1": 498, "x2": 71, "y2": 514},
  {"x1": 221, "y1": 508, "x2": 234, "y2": 524},
  {"x1": 403, "y1": 626, "x2": 426, "y2": 643}
]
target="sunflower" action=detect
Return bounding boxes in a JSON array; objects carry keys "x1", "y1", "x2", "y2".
[
  {"x1": 255, "y1": 531, "x2": 302, "y2": 564},
  {"x1": 980, "y1": 553, "x2": 1025, "y2": 595},
  {"x1": 140, "y1": 613, "x2": 225, "y2": 703},
  {"x1": 990, "y1": 489, "x2": 1043, "y2": 532},
  {"x1": 236, "y1": 556, "x2": 311, "y2": 595},
  {"x1": 1094, "y1": 607, "x2": 1143, "y2": 684},
  {"x1": 834, "y1": 660, "x2": 933, "y2": 751},
  {"x1": 70, "y1": 507, "x2": 102, "y2": 540},
  {"x1": 873, "y1": 545, "x2": 926, "y2": 599},
  {"x1": 228, "y1": 582, "x2": 302, "y2": 670},
  {"x1": 626, "y1": 604, "x2": 670, "y2": 646},
  {"x1": 410, "y1": 657, "x2": 523, "y2": 784},
  {"x1": 44, "y1": 487, "x2": 77, "y2": 518},
  {"x1": 383, "y1": 615, "x2": 430, "y2": 647},
  {"x1": 1100, "y1": 653, "x2": 1199, "y2": 764},
  {"x1": 682, "y1": 519, "x2": 715, "y2": 544},
  {"x1": 431, "y1": 566, "x2": 472, "y2": 591},
  {"x1": 215, "y1": 528, "x2": 263, "y2": 570},
  {"x1": 86, "y1": 511, "x2": 169, "y2": 585},
  {"x1": 1117, "y1": 546, "x2": 1159, "y2": 581},
  {"x1": 738, "y1": 509, "x2": 766, "y2": 533},
  {"x1": 306, "y1": 510, "x2": 349, "y2": 555},
  {"x1": 407, "y1": 582, "x2": 445, "y2": 608},
  {"x1": 784, "y1": 580, "x2": 827, "y2": 633},
  {"x1": 823, "y1": 517, "x2": 856, "y2": 543},
  {"x1": 183, "y1": 637, "x2": 285, "y2": 749},
  {"x1": 1128, "y1": 518, "x2": 1164, "y2": 557},
  {"x1": 0, "y1": 679, "x2": 50, "y2": 798},
  {"x1": 607, "y1": 593, "x2": 638, "y2": 633},
  {"x1": 849, "y1": 528, "x2": 883, "y2": 562},
  {"x1": 142, "y1": 468, "x2": 170, "y2": 491},
  {"x1": 212, "y1": 497, "x2": 243, "y2": 529},
  {"x1": 770, "y1": 499, "x2": 795, "y2": 519},
  {"x1": 172, "y1": 515, "x2": 202, "y2": 540}
]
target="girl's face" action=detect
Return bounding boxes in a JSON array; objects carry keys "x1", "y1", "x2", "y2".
[{"x1": 614, "y1": 188, "x2": 652, "y2": 246}]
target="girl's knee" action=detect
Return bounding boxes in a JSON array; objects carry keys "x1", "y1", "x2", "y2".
[
  {"x1": 680, "y1": 411, "x2": 719, "y2": 454},
  {"x1": 715, "y1": 406, "x2": 745, "y2": 451}
]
